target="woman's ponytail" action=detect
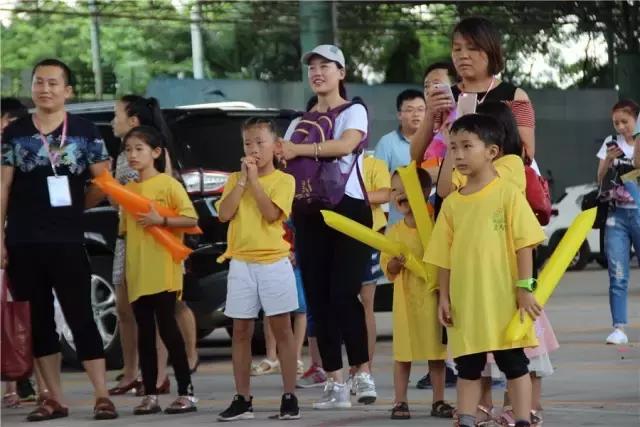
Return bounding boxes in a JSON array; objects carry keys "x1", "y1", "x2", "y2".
[{"x1": 120, "y1": 95, "x2": 178, "y2": 170}]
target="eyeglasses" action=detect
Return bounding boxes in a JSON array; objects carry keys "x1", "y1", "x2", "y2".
[{"x1": 400, "y1": 107, "x2": 426, "y2": 114}]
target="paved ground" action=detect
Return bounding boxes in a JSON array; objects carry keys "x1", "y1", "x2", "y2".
[{"x1": 2, "y1": 265, "x2": 639, "y2": 426}]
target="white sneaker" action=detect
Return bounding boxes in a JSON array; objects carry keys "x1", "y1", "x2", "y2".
[
  {"x1": 346, "y1": 374, "x2": 356, "y2": 396},
  {"x1": 312, "y1": 379, "x2": 351, "y2": 410},
  {"x1": 606, "y1": 328, "x2": 629, "y2": 345},
  {"x1": 354, "y1": 372, "x2": 377, "y2": 405}
]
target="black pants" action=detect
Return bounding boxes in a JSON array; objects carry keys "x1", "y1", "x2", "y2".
[
  {"x1": 293, "y1": 196, "x2": 372, "y2": 372},
  {"x1": 132, "y1": 291, "x2": 192, "y2": 396},
  {"x1": 7, "y1": 244, "x2": 104, "y2": 361},
  {"x1": 455, "y1": 348, "x2": 530, "y2": 381}
]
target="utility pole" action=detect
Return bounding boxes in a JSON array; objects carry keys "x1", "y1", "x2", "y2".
[
  {"x1": 88, "y1": 0, "x2": 103, "y2": 99},
  {"x1": 191, "y1": 0, "x2": 205, "y2": 80},
  {"x1": 298, "y1": 1, "x2": 335, "y2": 103}
]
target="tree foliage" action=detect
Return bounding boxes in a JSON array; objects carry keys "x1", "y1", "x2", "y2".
[{"x1": 1, "y1": 0, "x2": 636, "y2": 98}]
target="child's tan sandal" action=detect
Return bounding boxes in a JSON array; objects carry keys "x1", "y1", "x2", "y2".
[{"x1": 250, "y1": 358, "x2": 280, "y2": 376}]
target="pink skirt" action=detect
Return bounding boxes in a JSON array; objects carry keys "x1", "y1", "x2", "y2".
[{"x1": 487, "y1": 310, "x2": 559, "y2": 363}]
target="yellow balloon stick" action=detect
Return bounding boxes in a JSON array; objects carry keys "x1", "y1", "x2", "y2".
[
  {"x1": 397, "y1": 161, "x2": 438, "y2": 291},
  {"x1": 397, "y1": 161, "x2": 434, "y2": 247},
  {"x1": 321, "y1": 209, "x2": 429, "y2": 283},
  {"x1": 504, "y1": 208, "x2": 597, "y2": 341}
]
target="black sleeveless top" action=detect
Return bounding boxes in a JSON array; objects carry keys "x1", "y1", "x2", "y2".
[
  {"x1": 433, "y1": 81, "x2": 519, "y2": 219},
  {"x1": 451, "y1": 81, "x2": 517, "y2": 103}
]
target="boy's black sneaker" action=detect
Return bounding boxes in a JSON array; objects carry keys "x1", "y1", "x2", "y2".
[
  {"x1": 217, "y1": 395, "x2": 254, "y2": 422},
  {"x1": 268, "y1": 393, "x2": 300, "y2": 420},
  {"x1": 416, "y1": 367, "x2": 458, "y2": 389},
  {"x1": 16, "y1": 379, "x2": 37, "y2": 401},
  {"x1": 514, "y1": 422, "x2": 531, "y2": 427}
]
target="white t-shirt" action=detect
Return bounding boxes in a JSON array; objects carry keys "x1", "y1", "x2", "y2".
[
  {"x1": 596, "y1": 134, "x2": 636, "y2": 208},
  {"x1": 284, "y1": 103, "x2": 368, "y2": 200},
  {"x1": 596, "y1": 134, "x2": 635, "y2": 162}
]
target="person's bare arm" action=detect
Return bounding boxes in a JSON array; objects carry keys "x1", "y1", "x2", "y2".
[
  {"x1": 515, "y1": 245, "x2": 542, "y2": 321},
  {"x1": 410, "y1": 114, "x2": 436, "y2": 162},
  {"x1": 597, "y1": 146, "x2": 624, "y2": 183},
  {"x1": 634, "y1": 138, "x2": 640, "y2": 168},
  {"x1": 1, "y1": 166, "x2": 15, "y2": 268},
  {"x1": 367, "y1": 188, "x2": 391, "y2": 205},
  {"x1": 137, "y1": 204, "x2": 197, "y2": 228},
  {"x1": 514, "y1": 88, "x2": 535, "y2": 159},
  {"x1": 437, "y1": 268, "x2": 452, "y2": 326},
  {"x1": 218, "y1": 166, "x2": 248, "y2": 223},
  {"x1": 280, "y1": 129, "x2": 364, "y2": 160},
  {"x1": 245, "y1": 159, "x2": 282, "y2": 223},
  {"x1": 411, "y1": 90, "x2": 454, "y2": 162},
  {"x1": 85, "y1": 160, "x2": 111, "y2": 209},
  {"x1": 218, "y1": 184, "x2": 245, "y2": 223},
  {"x1": 436, "y1": 150, "x2": 454, "y2": 198}
]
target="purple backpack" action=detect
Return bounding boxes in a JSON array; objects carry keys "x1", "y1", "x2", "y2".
[{"x1": 284, "y1": 101, "x2": 368, "y2": 213}]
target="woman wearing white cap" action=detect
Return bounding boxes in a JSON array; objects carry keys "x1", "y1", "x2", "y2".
[{"x1": 279, "y1": 44, "x2": 377, "y2": 409}]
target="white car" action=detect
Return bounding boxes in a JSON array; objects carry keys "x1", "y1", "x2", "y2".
[{"x1": 539, "y1": 183, "x2": 606, "y2": 270}]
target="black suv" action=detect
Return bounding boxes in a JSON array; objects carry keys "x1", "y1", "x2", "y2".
[{"x1": 60, "y1": 102, "x2": 297, "y2": 368}]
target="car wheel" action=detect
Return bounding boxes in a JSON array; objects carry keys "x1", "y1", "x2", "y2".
[
  {"x1": 58, "y1": 255, "x2": 123, "y2": 370},
  {"x1": 548, "y1": 230, "x2": 590, "y2": 271},
  {"x1": 567, "y1": 242, "x2": 590, "y2": 271},
  {"x1": 197, "y1": 328, "x2": 215, "y2": 340}
]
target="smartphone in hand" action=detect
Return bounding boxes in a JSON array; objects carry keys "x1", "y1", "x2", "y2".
[
  {"x1": 456, "y1": 93, "x2": 477, "y2": 117},
  {"x1": 433, "y1": 82, "x2": 454, "y2": 102},
  {"x1": 606, "y1": 140, "x2": 625, "y2": 158}
]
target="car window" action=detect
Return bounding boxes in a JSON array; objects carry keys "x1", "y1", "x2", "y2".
[{"x1": 169, "y1": 114, "x2": 292, "y2": 172}]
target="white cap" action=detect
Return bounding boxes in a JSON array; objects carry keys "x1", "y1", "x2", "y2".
[{"x1": 301, "y1": 44, "x2": 345, "y2": 68}]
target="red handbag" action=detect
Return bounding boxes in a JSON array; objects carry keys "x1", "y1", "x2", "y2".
[
  {"x1": 524, "y1": 165, "x2": 552, "y2": 226},
  {"x1": 1, "y1": 270, "x2": 33, "y2": 381}
]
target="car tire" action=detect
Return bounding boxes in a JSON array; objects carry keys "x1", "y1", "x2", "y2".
[
  {"x1": 58, "y1": 255, "x2": 123, "y2": 370},
  {"x1": 197, "y1": 328, "x2": 215, "y2": 340},
  {"x1": 548, "y1": 230, "x2": 590, "y2": 271},
  {"x1": 568, "y1": 242, "x2": 590, "y2": 271}
]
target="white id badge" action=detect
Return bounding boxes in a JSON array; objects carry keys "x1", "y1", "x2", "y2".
[{"x1": 47, "y1": 175, "x2": 72, "y2": 207}]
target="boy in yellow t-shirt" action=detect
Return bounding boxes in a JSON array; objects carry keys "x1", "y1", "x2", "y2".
[
  {"x1": 216, "y1": 118, "x2": 299, "y2": 421},
  {"x1": 381, "y1": 168, "x2": 452, "y2": 420},
  {"x1": 425, "y1": 114, "x2": 545, "y2": 427}
]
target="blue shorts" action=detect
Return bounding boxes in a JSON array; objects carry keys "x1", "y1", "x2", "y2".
[
  {"x1": 294, "y1": 267, "x2": 307, "y2": 314},
  {"x1": 362, "y1": 249, "x2": 384, "y2": 284}
]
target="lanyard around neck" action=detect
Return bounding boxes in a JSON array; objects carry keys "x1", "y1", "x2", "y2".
[{"x1": 34, "y1": 113, "x2": 68, "y2": 176}]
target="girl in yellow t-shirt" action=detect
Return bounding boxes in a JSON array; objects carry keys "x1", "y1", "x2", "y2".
[
  {"x1": 119, "y1": 126, "x2": 198, "y2": 415},
  {"x1": 382, "y1": 168, "x2": 453, "y2": 420},
  {"x1": 216, "y1": 118, "x2": 299, "y2": 421},
  {"x1": 425, "y1": 114, "x2": 545, "y2": 427}
]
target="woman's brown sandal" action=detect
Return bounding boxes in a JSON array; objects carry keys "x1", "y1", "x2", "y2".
[
  {"x1": 26, "y1": 398, "x2": 69, "y2": 422},
  {"x1": 35, "y1": 389, "x2": 50, "y2": 406},
  {"x1": 164, "y1": 396, "x2": 198, "y2": 414},
  {"x1": 134, "y1": 395, "x2": 161, "y2": 416},
  {"x1": 136, "y1": 377, "x2": 170, "y2": 397},
  {"x1": 108, "y1": 379, "x2": 142, "y2": 396},
  {"x1": 390, "y1": 401, "x2": 411, "y2": 420},
  {"x1": 431, "y1": 400, "x2": 455, "y2": 418},
  {"x1": 94, "y1": 397, "x2": 118, "y2": 420}
]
